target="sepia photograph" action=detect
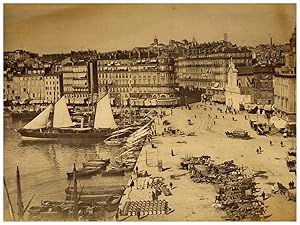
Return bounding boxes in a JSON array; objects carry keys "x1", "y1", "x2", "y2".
[{"x1": 3, "y1": 2, "x2": 297, "y2": 222}]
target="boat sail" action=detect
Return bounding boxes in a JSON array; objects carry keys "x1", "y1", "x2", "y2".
[
  {"x1": 53, "y1": 96, "x2": 73, "y2": 128},
  {"x1": 94, "y1": 94, "x2": 117, "y2": 129},
  {"x1": 23, "y1": 105, "x2": 52, "y2": 129}
]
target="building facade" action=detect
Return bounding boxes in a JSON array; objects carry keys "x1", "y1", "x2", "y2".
[
  {"x1": 7, "y1": 69, "x2": 46, "y2": 104},
  {"x1": 273, "y1": 28, "x2": 296, "y2": 129},
  {"x1": 44, "y1": 72, "x2": 63, "y2": 103},
  {"x1": 175, "y1": 41, "x2": 252, "y2": 102},
  {"x1": 225, "y1": 62, "x2": 253, "y2": 110},
  {"x1": 252, "y1": 65, "x2": 274, "y2": 105},
  {"x1": 97, "y1": 49, "x2": 179, "y2": 107},
  {"x1": 62, "y1": 62, "x2": 90, "y2": 105}
]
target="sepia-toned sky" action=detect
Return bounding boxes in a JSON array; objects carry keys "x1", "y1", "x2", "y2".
[{"x1": 4, "y1": 4, "x2": 296, "y2": 54}]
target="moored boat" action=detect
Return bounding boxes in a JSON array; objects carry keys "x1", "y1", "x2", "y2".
[
  {"x1": 17, "y1": 94, "x2": 118, "y2": 141},
  {"x1": 102, "y1": 168, "x2": 126, "y2": 176},
  {"x1": 66, "y1": 164, "x2": 107, "y2": 179},
  {"x1": 65, "y1": 185, "x2": 125, "y2": 196}
]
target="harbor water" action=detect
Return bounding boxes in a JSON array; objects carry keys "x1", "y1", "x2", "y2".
[{"x1": 3, "y1": 116, "x2": 130, "y2": 221}]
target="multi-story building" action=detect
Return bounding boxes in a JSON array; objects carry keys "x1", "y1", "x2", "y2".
[
  {"x1": 7, "y1": 69, "x2": 46, "y2": 103},
  {"x1": 97, "y1": 49, "x2": 179, "y2": 107},
  {"x1": 175, "y1": 41, "x2": 252, "y2": 102},
  {"x1": 62, "y1": 61, "x2": 90, "y2": 105},
  {"x1": 225, "y1": 62, "x2": 254, "y2": 110},
  {"x1": 273, "y1": 28, "x2": 296, "y2": 131},
  {"x1": 61, "y1": 61, "x2": 97, "y2": 105},
  {"x1": 44, "y1": 71, "x2": 63, "y2": 103},
  {"x1": 252, "y1": 65, "x2": 274, "y2": 105}
]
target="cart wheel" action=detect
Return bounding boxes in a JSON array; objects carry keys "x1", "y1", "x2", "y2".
[
  {"x1": 233, "y1": 215, "x2": 242, "y2": 221},
  {"x1": 239, "y1": 207, "x2": 246, "y2": 214}
]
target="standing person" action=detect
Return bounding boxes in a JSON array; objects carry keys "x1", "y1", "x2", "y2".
[
  {"x1": 245, "y1": 115, "x2": 247, "y2": 120},
  {"x1": 130, "y1": 180, "x2": 134, "y2": 190},
  {"x1": 261, "y1": 191, "x2": 266, "y2": 200},
  {"x1": 171, "y1": 149, "x2": 174, "y2": 156},
  {"x1": 195, "y1": 115, "x2": 197, "y2": 119},
  {"x1": 213, "y1": 121, "x2": 216, "y2": 125},
  {"x1": 280, "y1": 141, "x2": 284, "y2": 147},
  {"x1": 136, "y1": 209, "x2": 141, "y2": 220},
  {"x1": 169, "y1": 182, "x2": 173, "y2": 190},
  {"x1": 256, "y1": 148, "x2": 259, "y2": 154},
  {"x1": 270, "y1": 140, "x2": 273, "y2": 146}
]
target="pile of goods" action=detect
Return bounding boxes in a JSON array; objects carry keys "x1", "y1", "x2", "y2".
[
  {"x1": 181, "y1": 156, "x2": 267, "y2": 221},
  {"x1": 121, "y1": 200, "x2": 169, "y2": 216}
]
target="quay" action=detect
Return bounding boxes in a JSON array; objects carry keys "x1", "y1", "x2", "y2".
[{"x1": 118, "y1": 102, "x2": 296, "y2": 221}]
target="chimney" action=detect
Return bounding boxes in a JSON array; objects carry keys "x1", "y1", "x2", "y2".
[
  {"x1": 148, "y1": 50, "x2": 150, "y2": 58},
  {"x1": 129, "y1": 51, "x2": 131, "y2": 59},
  {"x1": 114, "y1": 53, "x2": 117, "y2": 59},
  {"x1": 138, "y1": 51, "x2": 141, "y2": 58}
]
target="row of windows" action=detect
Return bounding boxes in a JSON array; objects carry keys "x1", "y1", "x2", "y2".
[
  {"x1": 99, "y1": 73, "x2": 130, "y2": 79},
  {"x1": 46, "y1": 86, "x2": 59, "y2": 90},
  {"x1": 18, "y1": 77, "x2": 43, "y2": 81},
  {"x1": 46, "y1": 81, "x2": 59, "y2": 85}
]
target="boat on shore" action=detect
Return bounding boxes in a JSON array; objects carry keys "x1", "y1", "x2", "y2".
[{"x1": 17, "y1": 94, "x2": 118, "y2": 141}]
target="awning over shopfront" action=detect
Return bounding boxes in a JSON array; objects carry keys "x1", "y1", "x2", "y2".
[{"x1": 270, "y1": 116, "x2": 288, "y2": 129}]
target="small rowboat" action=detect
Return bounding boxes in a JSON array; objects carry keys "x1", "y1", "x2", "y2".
[
  {"x1": 104, "y1": 195, "x2": 122, "y2": 212},
  {"x1": 66, "y1": 165, "x2": 107, "y2": 179}
]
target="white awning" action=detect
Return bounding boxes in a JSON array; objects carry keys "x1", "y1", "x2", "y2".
[{"x1": 270, "y1": 116, "x2": 288, "y2": 129}]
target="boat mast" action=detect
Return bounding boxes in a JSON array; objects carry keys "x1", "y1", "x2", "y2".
[
  {"x1": 72, "y1": 163, "x2": 78, "y2": 220},
  {"x1": 3, "y1": 177, "x2": 16, "y2": 220},
  {"x1": 16, "y1": 166, "x2": 24, "y2": 221}
]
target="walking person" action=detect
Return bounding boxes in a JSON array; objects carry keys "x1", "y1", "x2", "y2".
[
  {"x1": 256, "y1": 148, "x2": 259, "y2": 154},
  {"x1": 280, "y1": 141, "x2": 284, "y2": 147},
  {"x1": 270, "y1": 140, "x2": 273, "y2": 146}
]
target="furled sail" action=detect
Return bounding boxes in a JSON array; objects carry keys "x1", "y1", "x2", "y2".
[
  {"x1": 94, "y1": 94, "x2": 117, "y2": 129},
  {"x1": 53, "y1": 96, "x2": 73, "y2": 128},
  {"x1": 23, "y1": 105, "x2": 52, "y2": 129}
]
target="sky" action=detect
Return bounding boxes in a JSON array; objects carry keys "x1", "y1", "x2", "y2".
[{"x1": 4, "y1": 4, "x2": 296, "y2": 54}]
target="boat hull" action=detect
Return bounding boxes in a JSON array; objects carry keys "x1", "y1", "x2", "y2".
[{"x1": 17, "y1": 128, "x2": 113, "y2": 140}]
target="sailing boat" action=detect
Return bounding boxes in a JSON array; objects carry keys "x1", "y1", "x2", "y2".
[{"x1": 17, "y1": 94, "x2": 118, "y2": 140}]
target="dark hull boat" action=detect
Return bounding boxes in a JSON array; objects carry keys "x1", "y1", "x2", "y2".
[
  {"x1": 102, "y1": 168, "x2": 126, "y2": 176},
  {"x1": 65, "y1": 185, "x2": 125, "y2": 196},
  {"x1": 17, "y1": 94, "x2": 118, "y2": 141},
  {"x1": 18, "y1": 128, "x2": 113, "y2": 141},
  {"x1": 67, "y1": 164, "x2": 107, "y2": 179}
]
